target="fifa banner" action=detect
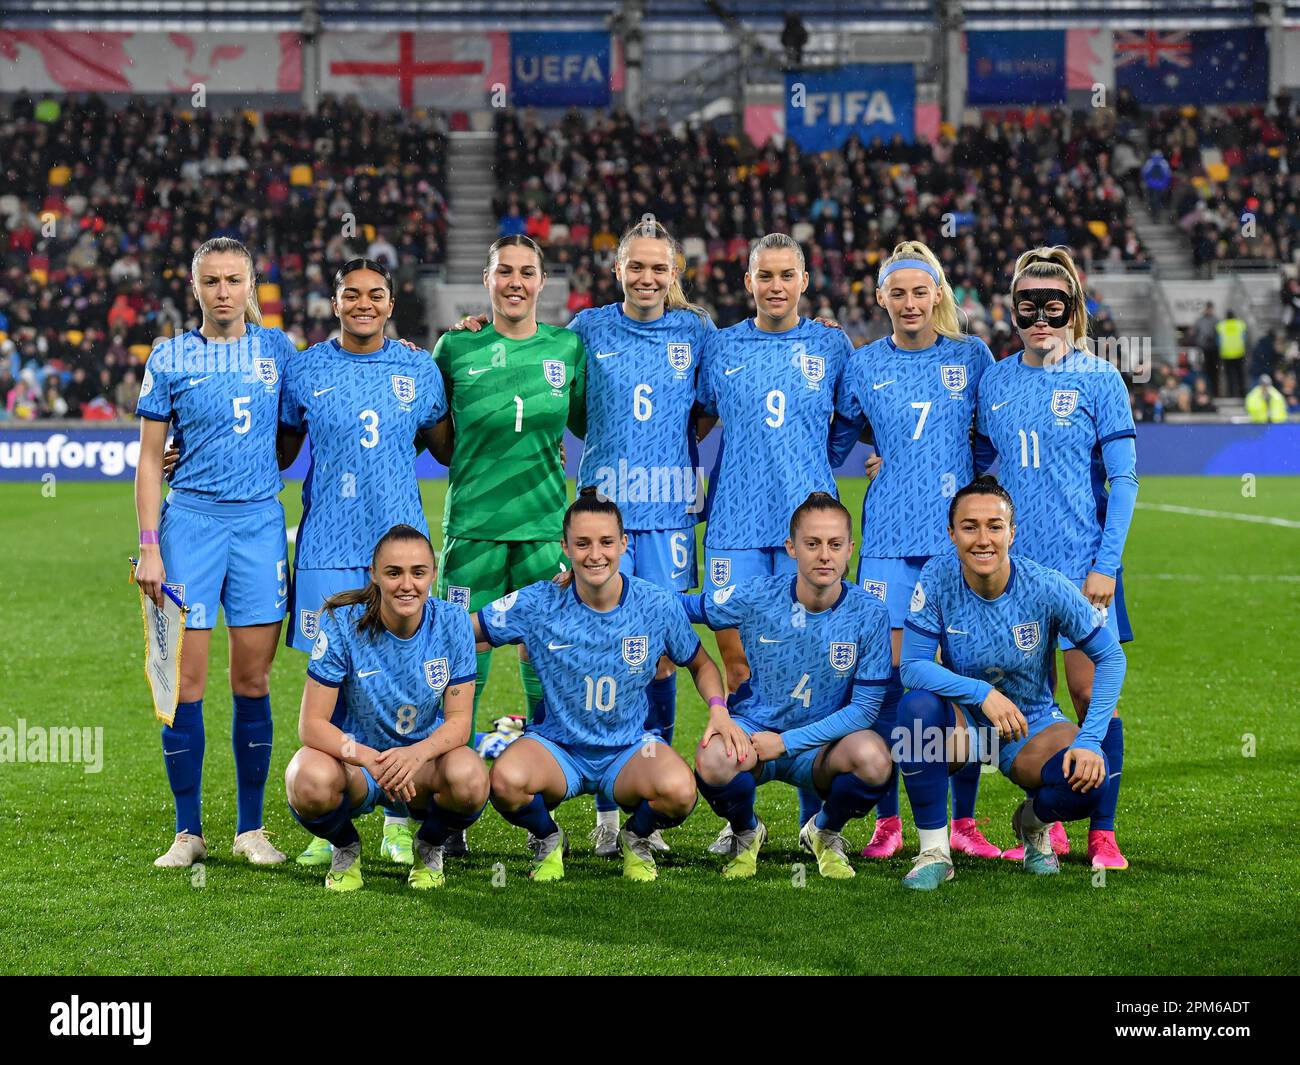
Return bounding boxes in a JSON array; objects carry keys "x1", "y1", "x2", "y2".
[
  {"x1": 0, "y1": 30, "x2": 300, "y2": 93},
  {"x1": 130, "y1": 561, "x2": 188, "y2": 727},
  {"x1": 785, "y1": 64, "x2": 914, "y2": 152},
  {"x1": 967, "y1": 31, "x2": 1066, "y2": 105},
  {"x1": 510, "y1": 32, "x2": 612, "y2": 108},
  {"x1": 322, "y1": 32, "x2": 509, "y2": 109},
  {"x1": 1115, "y1": 29, "x2": 1267, "y2": 105}
]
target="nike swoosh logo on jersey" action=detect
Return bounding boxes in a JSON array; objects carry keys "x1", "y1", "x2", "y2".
[
  {"x1": 872, "y1": 380, "x2": 896, "y2": 390},
  {"x1": 547, "y1": 641, "x2": 574, "y2": 651},
  {"x1": 670, "y1": 568, "x2": 688, "y2": 579},
  {"x1": 595, "y1": 351, "x2": 619, "y2": 359},
  {"x1": 358, "y1": 669, "x2": 383, "y2": 678},
  {"x1": 274, "y1": 598, "x2": 287, "y2": 608},
  {"x1": 313, "y1": 387, "x2": 336, "y2": 397},
  {"x1": 189, "y1": 376, "x2": 212, "y2": 385},
  {"x1": 724, "y1": 365, "x2": 747, "y2": 376},
  {"x1": 991, "y1": 401, "x2": 1010, "y2": 410},
  {"x1": 758, "y1": 635, "x2": 786, "y2": 644},
  {"x1": 467, "y1": 367, "x2": 492, "y2": 375},
  {"x1": 946, "y1": 625, "x2": 969, "y2": 635}
]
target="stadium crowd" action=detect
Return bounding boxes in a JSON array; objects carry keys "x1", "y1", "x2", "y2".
[
  {"x1": 1, "y1": 94, "x2": 446, "y2": 420},
  {"x1": 494, "y1": 106, "x2": 1147, "y2": 357}
]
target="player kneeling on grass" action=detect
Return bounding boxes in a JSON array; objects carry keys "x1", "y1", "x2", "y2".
[
  {"x1": 284, "y1": 525, "x2": 489, "y2": 892},
  {"x1": 897, "y1": 478, "x2": 1125, "y2": 891},
  {"x1": 472, "y1": 493, "x2": 743, "y2": 883},
  {"x1": 685, "y1": 493, "x2": 895, "y2": 880}
]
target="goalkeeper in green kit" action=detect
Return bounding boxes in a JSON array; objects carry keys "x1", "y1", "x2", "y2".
[{"x1": 428, "y1": 235, "x2": 586, "y2": 853}]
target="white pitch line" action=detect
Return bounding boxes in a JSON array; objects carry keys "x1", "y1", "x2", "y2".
[
  {"x1": 1141, "y1": 573, "x2": 1300, "y2": 582},
  {"x1": 1135, "y1": 502, "x2": 1300, "y2": 529}
]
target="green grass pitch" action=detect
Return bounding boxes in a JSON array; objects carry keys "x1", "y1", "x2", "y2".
[{"x1": 0, "y1": 475, "x2": 1296, "y2": 975}]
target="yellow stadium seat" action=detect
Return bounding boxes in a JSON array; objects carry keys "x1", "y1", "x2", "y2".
[
  {"x1": 261, "y1": 314, "x2": 283, "y2": 330},
  {"x1": 290, "y1": 164, "x2": 314, "y2": 186},
  {"x1": 257, "y1": 283, "x2": 282, "y2": 304},
  {"x1": 30, "y1": 268, "x2": 47, "y2": 285},
  {"x1": 1206, "y1": 162, "x2": 1229, "y2": 183},
  {"x1": 363, "y1": 224, "x2": 376, "y2": 242},
  {"x1": 1087, "y1": 220, "x2": 1109, "y2": 239},
  {"x1": 243, "y1": 110, "x2": 260, "y2": 127},
  {"x1": 65, "y1": 330, "x2": 84, "y2": 347},
  {"x1": 130, "y1": 344, "x2": 153, "y2": 363},
  {"x1": 48, "y1": 166, "x2": 71, "y2": 187}
]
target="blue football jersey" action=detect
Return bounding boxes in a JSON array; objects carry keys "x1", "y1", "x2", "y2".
[
  {"x1": 690, "y1": 575, "x2": 892, "y2": 733},
  {"x1": 571, "y1": 304, "x2": 716, "y2": 531},
  {"x1": 836, "y1": 334, "x2": 993, "y2": 556},
  {"x1": 905, "y1": 554, "x2": 1105, "y2": 721},
  {"x1": 306, "y1": 597, "x2": 477, "y2": 751},
  {"x1": 478, "y1": 575, "x2": 702, "y2": 749},
  {"x1": 281, "y1": 338, "x2": 447, "y2": 569},
  {"x1": 137, "y1": 324, "x2": 294, "y2": 502},
  {"x1": 976, "y1": 350, "x2": 1137, "y2": 579},
  {"x1": 698, "y1": 318, "x2": 852, "y2": 549}
]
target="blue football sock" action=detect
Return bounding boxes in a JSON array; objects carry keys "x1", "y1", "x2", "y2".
[
  {"x1": 797, "y1": 786, "x2": 822, "y2": 825},
  {"x1": 231, "y1": 693, "x2": 272, "y2": 835},
  {"x1": 1091, "y1": 717, "x2": 1124, "y2": 832},
  {"x1": 816, "y1": 767, "x2": 895, "y2": 833},
  {"x1": 626, "y1": 797, "x2": 692, "y2": 838},
  {"x1": 416, "y1": 798, "x2": 487, "y2": 847},
  {"x1": 950, "y1": 758, "x2": 982, "y2": 822},
  {"x1": 645, "y1": 674, "x2": 677, "y2": 745},
  {"x1": 875, "y1": 667, "x2": 903, "y2": 818},
  {"x1": 161, "y1": 699, "x2": 205, "y2": 835},
  {"x1": 896, "y1": 689, "x2": 953, "y2": 831},
  {"x1": 594, "y1": 794, "x2": 619, "y2": 813},
  {"x1": 500, "y1": 792, "x2": 559, "y2": 839},
  {"x1": 289, "y1": 790, "x2": 359, "y2": 848},
  {"x1": 695, "y1": 770, "x2": 757, "y2": 832},
  {"x1": 1032, "y1": 748, "x2": 1109, "y2": 824}
]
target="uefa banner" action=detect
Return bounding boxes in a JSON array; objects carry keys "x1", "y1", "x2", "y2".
[
  {"x1": 509, "y1": 32, "x2": 612, "y2": 108},
  {"x1": 784, "y1": 63, "x2": 915, "y2": 152}
]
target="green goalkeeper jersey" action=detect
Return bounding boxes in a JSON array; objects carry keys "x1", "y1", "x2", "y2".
[{"x1": 434, "y1": 321, "x2": 587, "y2": 542}]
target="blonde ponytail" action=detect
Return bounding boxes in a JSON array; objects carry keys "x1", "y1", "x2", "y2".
[
  {"x1": 876, "y1": 240, "x2": 964, "y2": 341},
  {"x1": 1010, "y1": 246, "x2": 1089, "y2": 349}
]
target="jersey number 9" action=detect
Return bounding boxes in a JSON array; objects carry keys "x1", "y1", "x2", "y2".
[{"x1": 765, "y1": 390, "x2": 785, "y2": 428}]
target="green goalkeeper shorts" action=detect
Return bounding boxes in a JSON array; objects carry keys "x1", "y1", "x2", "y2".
[{"x1": 437, "y1": 536, "x2": 566, "y2": 613}]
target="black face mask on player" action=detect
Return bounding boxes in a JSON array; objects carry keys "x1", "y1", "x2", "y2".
[{"x1": 1013, "y1": 288, "x2": 1075, "y2": 330}]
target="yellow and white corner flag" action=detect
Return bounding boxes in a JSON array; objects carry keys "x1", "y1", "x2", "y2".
[{"x1": 129, "y1": 558, "x2": 188, "y2": 726}]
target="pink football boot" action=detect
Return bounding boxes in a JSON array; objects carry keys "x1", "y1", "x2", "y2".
[
  {"x1": 1087, "y1": 829, "x2": 1129, "y2": 869},
  {"x1": 949, "y1": 817, "x2": 1002, "y2": 859},
  {"x1": 860, "y1": 815, "x2": 903, "y2": 859}
]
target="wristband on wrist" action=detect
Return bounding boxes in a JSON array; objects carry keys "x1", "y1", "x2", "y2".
[
  {"x1": 139, "y1": 530, "x2": 160, "y2": 545},
  {"x1": 707, "y1": 696, "x2": 727, "y2": 711}
]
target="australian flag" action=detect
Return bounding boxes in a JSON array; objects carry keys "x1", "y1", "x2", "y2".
[{"x1": 1115, "y1": 29, "x2": 1267, "y2": 105}]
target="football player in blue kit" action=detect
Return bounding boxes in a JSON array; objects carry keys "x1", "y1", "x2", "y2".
[
  {"x1": 134, "y1": 237, "x2": 296, "y2": 870},
  {"x1": 279, "y1": 257, "x2": 448, "y2": 867},
  {"x1": 696, "y1": 232, "x2": 855, "y2": 853},
  {"x1": 684, "y1": 493, "x2": 895, "y2": 879},
  {"x1": 895, "y1": 478, "x2": 1126, "y2": 890},
  {"x1": 474, "y1": 493, "x2": 741, "y2": 883},
  {"x1": 284, "y1": 525, "x2": 488, "y2": 891},
  {"x1": 829, "y1": 240, "x2": 1002, "y2": 863},
  {"x1": 975, "y1": 246, "x2": 1138, "y2": 870}
]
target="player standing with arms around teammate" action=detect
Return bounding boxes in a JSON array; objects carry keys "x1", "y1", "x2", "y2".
[
  {"x1": 896, "y1": 478, "x2": 1126, "y2": 890},
  {"x1": 453, "y1": 220, "x2": 715, "y2": 854},
  {"x1": 279, "y1": 258, "x2": 448, "y2": 867},
  {"x1": 697, "y1": 231, "x2": 855, "y2": 852},
  {"x1": 134, "y1": 237, "x2": 294, "y2": 868},
  {"x1": 975, "y1": 247, "x2": 1138, "y2": 870},
  {"x1": 829, "y1": 241, "x2": 1001, "y2": 862},
  {"x1": 686, "y1": 493, "x2": 895, "y2": 880},
  {"x1": 430, "y1": 235, "x2": 586, "y2": 855},
  {"x1": 473, "y1": 494, "x2": 740, "y2": 883},
  {"x1": 285, "y1": 525, "x2": 488, "y2": 891}
]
